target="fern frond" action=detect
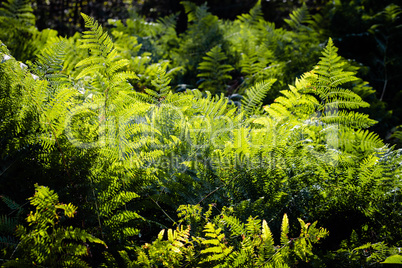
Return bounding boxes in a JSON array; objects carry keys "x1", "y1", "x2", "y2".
[
  {"x1": 280, "y1": 214, "x2": 289, "y2": 247},
  {"x1": 181, "y1": 1, "x2": 209, "y2": 23},
  {"x1": 337, "y1": 128, "x2": 384, "y2": 153},
  {"x1": 237, "y1": 0, "x2": 264, "y2": 26},
  {"x1": 284, "y1": 4, "x2": 312, "y2": 31},
  {"x1": 197, "y1": 45, "x2": 233, "y2": 93},
  {"x1": 222, "y1": 214, "x2": 246, "y2": 237},
  {"x1": 242, "y1": 79, "x2": 276, "y2": 115},
  {"x1": 201, "y1": 222, "x2": 233, "y2": 262},
  {"x1": 63, "y1": 226, "x2": 107, "y2": 247},
  {"x1": 322, "y1": 110, "x2": 376, "y2": 129},
  {"x1": 0, "y1": 0, "x2": 35, "y2": 26},
  {"x1": 0, "y1": 195, "x2": 22, "y2": 212},
  {"x1": 33, "y1": 39, "x2": 69, "y2": 86},
  {"x1": 77, "y1": 13, "x2": 137, "y2": 84},
  {"x1": 152, "y1": 67, "x2": 171, "y2": 96},
  {"x1": 7, "y1": 185, "x2": 106, "y2": 266},
  {"x1": 157, "y1": 12, "x2": 179, "y2": 29},
  {"x1": 0, "y1": 215, "x2": 17, "y2": 234}
]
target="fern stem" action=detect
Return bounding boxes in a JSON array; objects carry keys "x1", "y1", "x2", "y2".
[
  {"x1": 9, "y1": 241, "x2": 20, "y2": 259},
  {"x1": 196, "y1": 170, "x2": 242, "y2": 205},
  {"x1": 196, "y1": 185, "x2": 224, "y2": 205},
  {"x1": 380, "y1": 37, "x2": 388, "y2": 101}
]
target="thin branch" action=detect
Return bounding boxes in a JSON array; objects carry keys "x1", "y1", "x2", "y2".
[{"x1": 149, "y1": 195, "x2": 176, "y2": 224}]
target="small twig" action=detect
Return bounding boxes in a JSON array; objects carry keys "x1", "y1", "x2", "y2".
[
  {"x1": 196, "y1": 171, "x2": 241, "y2": 205},
  {"x1": 196, "y1": 185, "x2": 225, "y2": 205},
  {"x1": 380, "y1": 37, "x2": 389, "y2": 101},
  {"x1": 9, "y1": 241, "x2": 20, "y2": 259},
  {"x1": 149, "y1": 195, "x2": 176, "y2": 224}
]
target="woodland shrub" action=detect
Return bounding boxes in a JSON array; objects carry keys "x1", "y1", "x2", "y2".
[{"x1": 1, "y1": 0, "x2": 402, "y2": 267}]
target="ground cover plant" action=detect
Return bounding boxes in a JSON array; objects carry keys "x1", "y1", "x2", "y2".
[{"x1": 1, "y1": 0, "x2": 402, "y2": 267}]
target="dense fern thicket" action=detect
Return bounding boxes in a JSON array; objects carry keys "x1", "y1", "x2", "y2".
[{"x1": 1, "y1": 0, "x2": 402, "y2": 267}]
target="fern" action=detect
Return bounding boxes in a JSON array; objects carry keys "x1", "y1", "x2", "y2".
[
  {"x1": 242, "y1": 79, "x2": 276, "y2": 115},
  {"x1": 0, "y1": 0, "x2": 39, "y2": 61},
  {"x1": 133, "y1": 225, "x2": 193, "y2": 267},
  {"x1": 76, "y1": 13, "x2": 137, "y2": 89},
  {"x1": 135, "y1": 208, "x2": 328, "y2": 267},
  {"x1": 3, "y1": 184, "x2": 106, "y2": 266},
  {"x1": 0, "y1": 0, "x2": 35, "y2": 26},
  {"x1": 197, "y1": 45, "x2": 234, "y2": 94},
  {"x1": 284, "y1": 4, "x2": 313, "y2": 32},
  {"x1": 96, "y1": 176, "x2": 143, "y2": 242},
  {"x1": 32, "y1": 39, "x2": 70, "y2": 87},
  {"x1": 200, "y1": 222, "x2": 233, "y2": 264},
  {"x1": 237, "y1": 0, "x2": 264, "y2": 26},
  {"x1": 265, "y1": 38, "x2": 377, "y2": 132}
]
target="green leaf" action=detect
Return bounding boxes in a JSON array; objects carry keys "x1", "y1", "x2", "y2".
[{"x1": 382, "y1": 255, "x2": 402, "y2": 264}]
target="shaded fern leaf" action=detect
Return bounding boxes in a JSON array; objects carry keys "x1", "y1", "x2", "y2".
[
  {"x1": 197, "y1": 45, "x2": 233, "y2": 93},
  {"x1": 284, "y1": 3, "x2": 312, "y2": 31},
  {"x1": 181, "y1": 1, "x2": 209, "y2": 23},
  {"x1": 0, "y1": 195, "x2": 22, "y2": 212},
  {"x1": 237, "y1": 0, "x2": 264, "y2": 26},
  {"x1": 0, "y1": 0, "x2": 35, "y2": 26},
  {"x1": 33, "y1": 39, "x2": 70, "y2": 87}
]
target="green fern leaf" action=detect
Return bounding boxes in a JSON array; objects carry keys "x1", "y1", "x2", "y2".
[
  {"x1": 280, "y1": 214, "x2": 289, "y2": 247},
  {"x1": 237, "y1": 0, "x2": 264, "y2": 26},
  {"x1": 284, "y1": 4, "x2": 312, "y2": 31},
  {"x1": 242, "y1": 79, "x2": 276, "y2": 115}
]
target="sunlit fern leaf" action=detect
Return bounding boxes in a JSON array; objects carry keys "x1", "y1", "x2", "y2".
[
  {"x1": 139, "y1": 67, "x2": 173, "y2": 104},
  {"x1": 266, "y1": 38, "x2": 376, "y2": 134},
  {"x1": 355, "y1": 129, "x2": 384, "y2": 152},
  {"x1": 280, "y1": 214, "x2": 289, "y2": 247},
  {"x1": 79, "y1": 13, "x2": 113, "y2": 57},
  {"x1": 200, "y1": 222, "x2": 233, "y2": 263},
  {"x1": 311, "y1": 38, "x2": 358, "y2": 91},
  {"x1": 259, "y1": 219, "x2": 275, "y2": 259},
  {"x1": 186, "y1": 89, "x2": 236, "y2": 118},
  {"x1": 76, "y1": 13, "x2": 137, "y2": 84},
  {"x1": 321, "y1": 110, "x2": 376, "y2": 129},
  {"x1": 242, "y1": 79, "x2": 276, "y2": 115},
  {"x1": 6, "y1": 185, "x2": 106, "y2": 266},
  {"x1": 222, "y1": 214, "x2": 246, "y2": 237},
  {"x1": 264, "y1": 77, "x2": 318, "y2": 120},
  {"x1": 197, "y1": 45, "x2": 233, "y2": 79},
  {"x1": 337, "y1": 128, "x2": 384, "y2": 153},
  {"x1": 245, "y1": 216, "x2": 262, "y2": 236}
]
